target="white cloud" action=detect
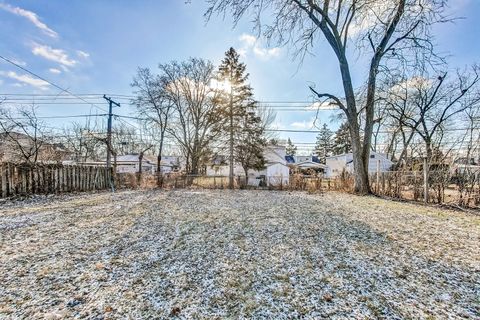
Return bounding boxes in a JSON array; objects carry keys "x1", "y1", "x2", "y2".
[
  {"x1": 0, "y1": 3, "x2": 58, "y2": 38},
  {"x1": 32, "y1": 44, "x2": 77, "y2": 67},
  {"x1": 76, "y1": 50, "x2": 90, "y2": 58},
  {"x1": 390, "y1": 76, "x2": 432, "y2": 94},
  {"x1": 237, "y1": 48, "x2": 247, "y2": 58},
  {"x1": 239, "y1": 34, "x2": 257, "y2": 47},
  {"x1": 253, "y1": 46, "x2": 281, "y2": 59},
  {"x1": 238, "y1": 33, "x2": 281, "y2": 60},
  {"x1": 48, "y1": 68, "x2": 61, "y2": 74},
  {"x1": 0, "y1": 71, "x2": 50, "y2": 90}
]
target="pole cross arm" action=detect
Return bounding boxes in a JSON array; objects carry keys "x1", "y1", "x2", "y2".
[{"x1": 103, "y1": 94, "x2": 121, "y2": 107}]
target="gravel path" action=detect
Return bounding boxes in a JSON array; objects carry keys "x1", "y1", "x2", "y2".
[{"x1": 0, "y1": 190, "x2": 478, "y2": 319}]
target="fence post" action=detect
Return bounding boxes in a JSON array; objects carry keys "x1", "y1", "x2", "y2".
[
  {"x1": 413, "y1": 170, "x2": 417, "y2": 200},
  {"x1": 1, "y1": 163, "x2": 5, "y2": 198},
  {"x1": 376, "y1": 159, "x2": 380, "y2": 194},
  {"x1": 423, "y1": 157, "x2": 429, "y2": 203}
]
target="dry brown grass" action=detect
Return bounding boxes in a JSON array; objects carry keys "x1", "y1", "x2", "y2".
[{"x1": 0, "y1": 190, "x2": 478, "y2": 319}]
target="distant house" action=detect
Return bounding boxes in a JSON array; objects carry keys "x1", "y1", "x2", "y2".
[
  {"x1": 0, "y1": 131, "x2": 71, "y2": 163},
  {"x1": 206, "y1": 145, "x2": 290, "y2": 186},
  {"x1": 325, "y1": 152, "x2": 393, "y2": 178},
  {"x1": 76, "y1": 154, "x2": 184, "y2": 174},
  {"x1": 113, "y1": 154, "x2": 156, "y2": 174},
  {"x1": 286, "y1": 155, "x2": 327, "y2": 173},
  {"x1": 263, "y1": 145, "x2": 290, "y2": 186},
  {"x1": 159, "y1": 155, "x2": 183, "y2": 174},
  {"x1": 451, "y1": 157, "x2": 480, "y2": 177}
]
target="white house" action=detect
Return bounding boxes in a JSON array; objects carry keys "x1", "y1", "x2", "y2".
[
  {"x1": 325, "y1": 152, "x2": 393, "y2": 178},
  {"x1": 115, "y1": 154, "x2": 156, "y2": 174},
  {"x1": 206, "y1": 156, "x2": 245, "y2": 176},
  {"x1": 159, "y1": 156, "x2": 183, "y2": 174},
  {"x1": 206, "y1": 145, "x2": 290, "y2": 186},
  {"x1": 286, "y1": 155, "x2": 327, "y2": 173},
  {"x1": 262, "y1": 145, "x2": 290, "y2": 186}
]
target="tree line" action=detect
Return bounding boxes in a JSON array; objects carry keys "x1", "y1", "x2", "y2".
[
  {"x1": 0, "y1": 48, "x2": 274, "y2": 188},
  {"x1": 205, "y1": 0, "x2": 480, "y2": 194},
  {"x1": 131, "y1": 48, "x2": 272, "y2": 187},
  {"x1": 285, "y1": 122, "x2": 351, "y2": 164}
]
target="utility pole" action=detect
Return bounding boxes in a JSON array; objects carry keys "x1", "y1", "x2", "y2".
[{"x1": 103, "y1": 95, "x2": 120, "y2": 192}]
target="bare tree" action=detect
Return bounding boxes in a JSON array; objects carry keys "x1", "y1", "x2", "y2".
[
  {"x1": 132, "y1": 67, "x2": 174, "y2": 185},
  {"x1": 161, "y1": 58, "x2": 221, "y2": 174},
  {"x1": 386, "y1": 66, "x2": 480, "y2": 166},
  {"x1": 455, "y1": 101, "x2": 480, "y2": 206},
  {"x1": 206, "y1": 0, "x2": 448, "y2": 194},
  {"x1": 0, "y1": 105, "x2": 52, "y2": 164},
  {"x1": 62, "y1": 122, "x2": 103, "y2": 162}
]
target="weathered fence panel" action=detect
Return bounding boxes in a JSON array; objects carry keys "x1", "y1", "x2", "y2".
[{"x1": 0, "y1": 163, "x2": 111, "y2": 199}]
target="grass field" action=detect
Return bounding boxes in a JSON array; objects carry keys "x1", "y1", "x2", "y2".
[{"x1": 0, "y1": 190, "x2": 478, "y2": 319}]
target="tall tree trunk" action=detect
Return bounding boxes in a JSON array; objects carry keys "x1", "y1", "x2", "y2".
[
  {"x1": 157, "y1": 137, "x2": 164, "y2": 188},
  {"x1": 338, "y1": 54, "x2": 371, "y2": 194},
  {"x1": 228, "y1": 88, "x2": 234, "y2": 189},
  {"x1": 243, "y1": 166, "x2": 249, "y2": 186},
  {"x1": 349, "y1": 125, "x2": 370, "y2": 194}
]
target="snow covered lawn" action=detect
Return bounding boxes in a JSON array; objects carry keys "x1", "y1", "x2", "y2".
[{"x1": 0, "y1": 190, "x2": 478, "y2": 319}]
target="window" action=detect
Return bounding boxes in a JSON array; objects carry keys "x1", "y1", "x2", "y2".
[{"x1": 370, "y1": 155, "x2": 375, "y2": 159}]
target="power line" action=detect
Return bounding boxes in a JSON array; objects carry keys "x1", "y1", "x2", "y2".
[
  {"x1": 0, "y1": 56, "x2": 139, "y2": 130},
  {"x1": 0, "y1": 114, "x2": 107, "y2": 120},
  {"x1": 0, "y1": 93, "x2": 321, "y2": 103},
  {"x1": 265, "y1": 126, "x2": 480, "y2": 134},
  {"x1": 0, "y1": 55, "x2": 108, "y2": 112}
]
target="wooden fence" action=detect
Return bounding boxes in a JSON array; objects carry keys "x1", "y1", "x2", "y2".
[{"x1": 0, "y1": 162, "x2": 112, "y2": 198}]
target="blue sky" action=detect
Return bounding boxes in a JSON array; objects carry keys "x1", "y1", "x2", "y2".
[{"x1": 0, "y1": 0, "x2": 478, "y2": 153}]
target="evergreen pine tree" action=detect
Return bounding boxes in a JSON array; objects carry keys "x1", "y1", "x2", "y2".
[
  {"x1": 285, "y1": 138, "x2": 297, "y2": 156},
  {"x1": 235, "y1": 110, "x2": 266, "y2": 183},
  {"x1": 314, "y1": 124, "x2": 333, "y2": 163},
  {"x1": 332, "y1": 122, "x2": 352, "y2": 155},
  {"x1": 214, "y1": 47, "x2": 265, "y2": 185}
]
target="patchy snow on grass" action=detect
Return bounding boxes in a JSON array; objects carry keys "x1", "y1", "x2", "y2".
[{"x1": 0, "y1": 190, "x2": 478, "y2": 319}]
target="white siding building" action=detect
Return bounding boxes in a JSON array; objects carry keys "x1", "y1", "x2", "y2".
[
  {"x1": 325, "y1": 152, "x2": 393, "y2": 178},
  {"x1": 159, "y1": 156, "x2": 183, "y2": 174},
  {"x1": 206, "y1": 145, "x2": 290, "y2": 186},
  {"x1": 286, "y1": 155, "x2": 327, "y2": 172},
  {"x1": 115, "y1": 154, "x2": 156, "y2": 174},
  {"x1": 263, "y1": 145, "x2": 290, "y2": 186}
]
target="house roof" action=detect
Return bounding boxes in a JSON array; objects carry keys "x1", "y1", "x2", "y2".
[
  {"x1": 285, "y1": 155, "x2": 322, "y2": 165},
  {"x1": 265, "y1": 145, "x2": 286, "y2": 164},
  {"x1": 296, "y1": 161, "x2": 327, "y2": 169},
  {"x1": 326, "y1": 151, "x2": 393, "y2": 164},
  {"x1": 115, "y1": 154, "x2": 155, "y2": 163},
  {"x1": 266, "y1": 161, "x2": 289, "y2": 168}
]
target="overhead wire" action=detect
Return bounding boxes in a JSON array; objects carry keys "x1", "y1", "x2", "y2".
[{"x1": 0, "y1": 56, "x2": 139, "y2": 130}]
